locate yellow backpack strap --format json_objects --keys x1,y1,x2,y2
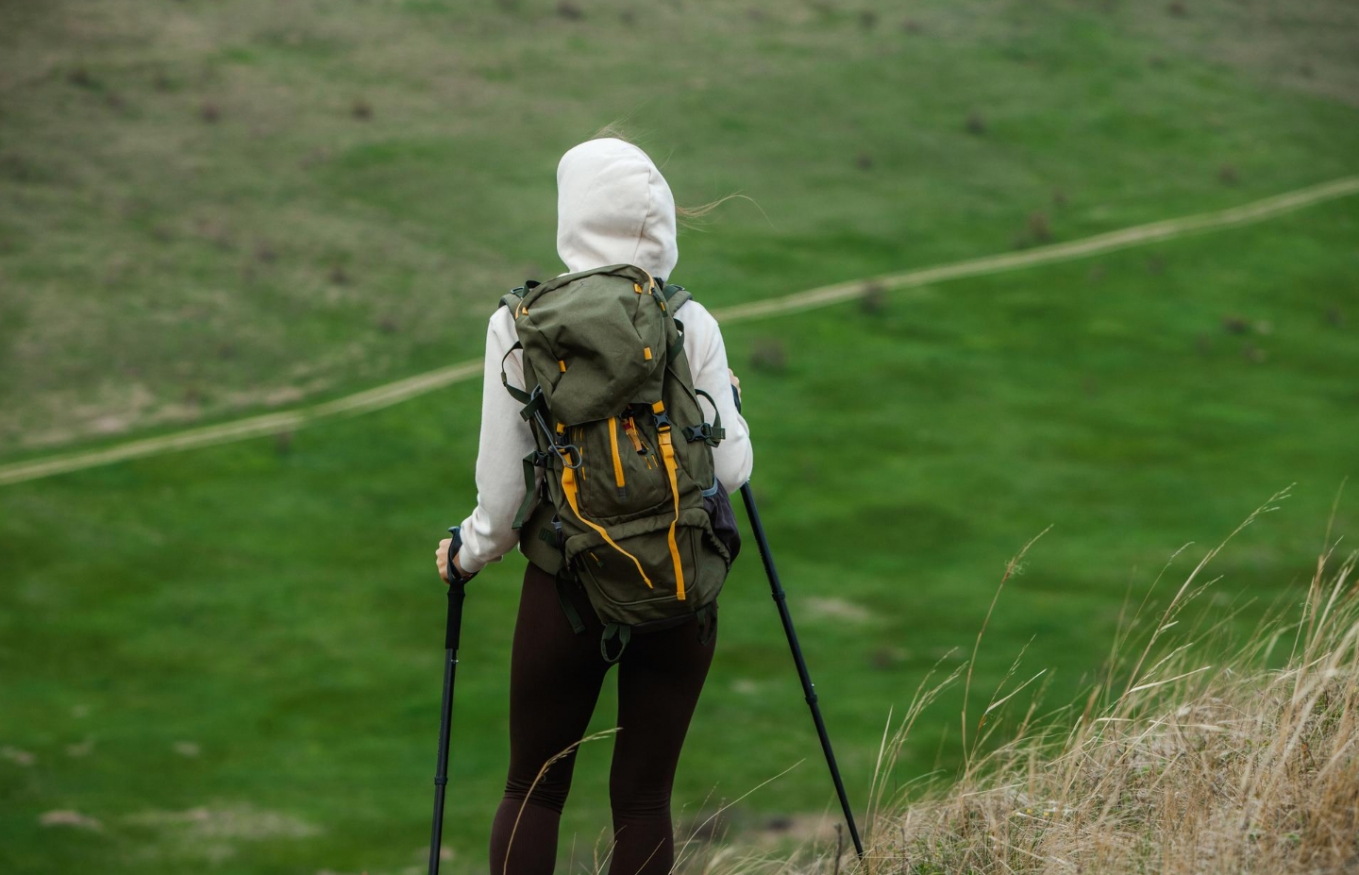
[{"x1": 652, "y1": 401, "x2": 687, "y2": 601}]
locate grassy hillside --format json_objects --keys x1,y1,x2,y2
[
  {"x1": 1, "y1": 0, "x2": 1357, "y2": 453},
  {"x1": 1, "y1": 1, "x2": 1358, "y2": 873},
  {"x1": 3, "y1": 198, "x2": 1357, "y2": 872}
]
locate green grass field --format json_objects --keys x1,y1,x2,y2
[{"x1": 2, "y1": 1, "x2": 1358, "y2": 872}]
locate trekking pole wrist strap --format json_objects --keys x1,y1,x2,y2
[{"x1": 444, "y1": 526, "x2": 476, "y2": 586}]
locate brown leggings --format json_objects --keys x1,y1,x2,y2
[{"x1": 488, "y1": 563, "x2": 717, "y2": 875}]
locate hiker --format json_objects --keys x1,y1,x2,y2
[{"x1": 436, "y1": 136, "x2": 753, "y2": 875}]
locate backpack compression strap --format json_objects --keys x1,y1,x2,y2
[{"x1": 651, "y1": 400, "x2": 688, "y2": 602}]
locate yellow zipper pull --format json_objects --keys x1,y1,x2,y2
[{"x1": 623, "y1": 417, "x2": 645, "y2": 454}]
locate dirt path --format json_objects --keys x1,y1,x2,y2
[{"x1": 2, "y1": 176, "x2": 1356, "y2": 488}]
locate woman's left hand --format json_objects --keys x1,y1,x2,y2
[{"x1": 435, "y1": 538, "x2": 466, "y2": 584}]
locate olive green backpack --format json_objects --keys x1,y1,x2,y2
[{"x1": 499, "y1": 264, "x2": 740, "y2": 660}]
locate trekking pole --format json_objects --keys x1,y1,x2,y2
[
  {"x1": 428, "y1": 529, "x2": 469, "y2": 875},
  {"x1": 731, "y1": 387, "x2": 865, "y2": 859}
]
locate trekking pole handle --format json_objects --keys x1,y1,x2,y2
[{"x1": 444, "y1": 527, "x2": 471, "y2": 651}]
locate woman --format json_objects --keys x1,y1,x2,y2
[{"x1": 436, "y1": 136, "x2": 753, "y2": 874}]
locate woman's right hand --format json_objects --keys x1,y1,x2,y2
[{"x1": 436, "y1": 538, "x2": 467, "y2": 584}]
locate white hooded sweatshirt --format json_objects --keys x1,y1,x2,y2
[{"x1": 456, "y1": 138, "x2": 754, "y2": 574}]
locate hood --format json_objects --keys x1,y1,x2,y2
[{"x1": 556, "y1": 138, "x2": 678, "y2": 281}]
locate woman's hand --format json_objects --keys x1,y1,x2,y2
[
  {"x1": 729, "y1": 368, "x2": 741, "y2": 393},
  {"x1": 436, "y1": 538, "x2": 467, "y2": 584}
]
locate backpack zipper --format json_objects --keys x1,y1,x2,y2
[{"x1": 608, "y1": 416, "x2": 627, "y2": 494}]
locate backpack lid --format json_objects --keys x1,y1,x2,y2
[{"x1": 513, "y1": 264, "x2": 667, "y2": 425}]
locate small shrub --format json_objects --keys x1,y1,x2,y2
[
  {"x1": 751, "y1": 338, "x2": 787, "y2": 373},
  {"x1": 965, "y1": 111, "x2": 987, "y2": 135},
  {"x1": 1325, "y1": 306, "x2": 1343, "y2": 327},
  {"x1": 1243, "y1": 343, "x2": 1267, "y2": 363},
  {"x1": 1218, "y1": 163, "x2": 1240, "y2": 186},
  {"x1": 860, "y1": 281, "x2": 887, "y2": 314},
  {"x1": 619, "y1": 8, "x2": 637, "y2": 25},
  {"x1": 1222, "y1": 315, "x2": 1248, "y2": 334},
  {"x1": 378, "y1": 315, "x2": 399, "y2": 334},
  {"x1": 195, "y1": 218, "x2": 233, "y2": 250},
  {"x1": 902, "y1": 18, "x2": 923, "y2": 34},
  {"x1": 1052, "y1": 188, "x2": 1068, "y2": 207},
  {"x1": 351, "y1": 98, "x2": 373, "y2": 120},
  {"x1": 255, "y1": 241, "x2": 277, "y2": 263},
  {"x1": 556, "y1": 0, "x2": 583, "y2": 20},
  {"x1": 856, "y1": 151, "x2": 874, "y2": 171},
  {"x1": 871, "y1": 646, "x2": 907, "y2": 670},
  {"x1": 1027, "y1": 211, "x2": 1052, "y2": 243},
  {"x1": 275, "y1": 431, "x2": 294, "y2": 455},
  {"x1": 1147, "y1": 255, "x2": 1164, "y2": 274},
  {"x1": 1167, "y1": 0, "x2": 1187, "y2": 16},
  {"x1": 66, "y1": 67, "x2": 95, "y2": 89},
  {"x1": 0, "y1": 153, "x2": 32, "y2": 181},
  {"x1": 299, "y1": 147, "x2": 331, "y2": 170},
  {"x1": 329, "y1": 265, "x2": 351, "y2": 285},
  {"x1": 200, "y1": 101, "x2": 221, "y2": 123},
  {"x1": 859, "y1": 9, "x2": 878, "y2": 29}
]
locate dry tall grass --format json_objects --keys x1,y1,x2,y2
[{"x1": 687, "y1": 492, "x2": 1359, "y2": 874}]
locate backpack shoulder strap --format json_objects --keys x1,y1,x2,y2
[{"x1": 662, "y1": 283, "x2": 692, "y2": 311}]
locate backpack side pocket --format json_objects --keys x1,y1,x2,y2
[{"x1": 702, "y1": 479, "x2": 741, "y2": 567}]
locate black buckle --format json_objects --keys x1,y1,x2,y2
[
  {"x1": 538, "y1": 516, "x2": 565, "y2": 548},
  {"x1": 683, "y1": 423, "x2": 712, "y2": 443}
]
